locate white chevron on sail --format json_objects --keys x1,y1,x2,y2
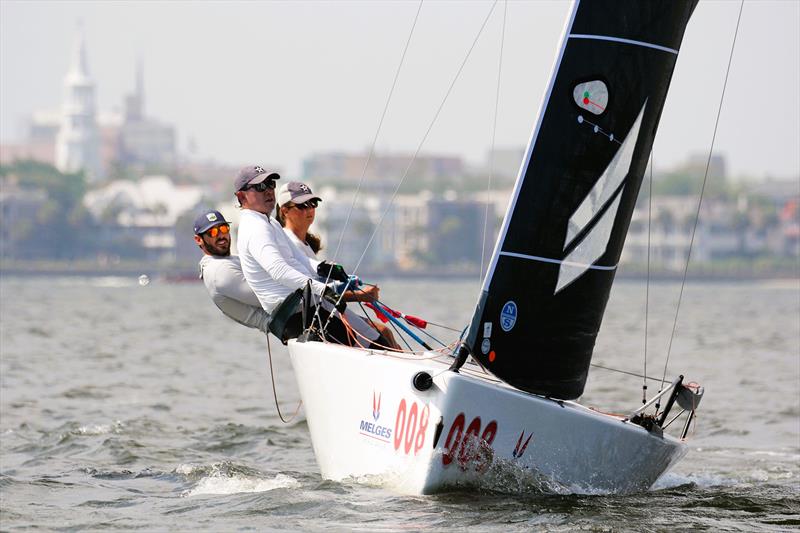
[
  {"x1": 564, "y1": 102, "x2": 647, "y2": 249},
  {"x1": 556, "y1": 103, "x2": 648, "y2": 293}
]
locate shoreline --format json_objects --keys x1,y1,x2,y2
[{"x1": 1, "y1": 260, "x2": 797, "y2": 283}]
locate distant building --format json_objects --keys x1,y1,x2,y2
[
  {"x1": 83, "y1": 176, "x2": 206, "y2": 260},
  {"x1": 3, "y1": 31, "x2": 176, "y2": 181},
  {"x1": 311, "y1": 186, "x2": 385, "y2": 269},
  {"x1": 680, "y1": 153, "x2": 727, "y2": 182},
  {"x1": 55, "y1": 30, "x2": 102, "y2": 181},
  {"x1": 483, "y1": 147, "x2": 526, "y2": 183},
  {"x1": 116, "y1": 61, "x2": 176, "y2": 170},
  {"x1": 623, "y1": 185, "x2": 800, "y2": 270},
  {"x1": 302, "y1": 151, "x2": 465, "y2": 188},
  {"x1": 308, "y1": 187, "x2": 497, "y2": 273}
]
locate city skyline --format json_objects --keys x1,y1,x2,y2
[{"x1": 1, "y1": 0, "x2": 799, "y2": 182}]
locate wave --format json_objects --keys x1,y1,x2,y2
[
  {"x1": 184, "y1": 472, "x2": 299, "y2": 497},
  {"x1": 73, "y1": 421, "x2": 125, "y2": 436},
  {"x1": 176, "y1": 461, "x2": 299, "y2": 497},
  {"x1": 652, "y1": 471, "x2": 735, "y2": 490}
]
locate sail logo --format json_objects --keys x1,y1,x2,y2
[
  {"x1": 512, "y1": 430, "x2": 533, "y2": 459},
  {"x1": 556, "y1": 102, "x2": 648, "y2": 293},
  {"x1": 500, "y1": 301, "x2": 517, "y2": 332},
  {"x1": 480, "y1": 338, "x2": 491, "y2": 355},
  {"x1": 359, "y1": 390, "x2": 392, "y2": 443}
]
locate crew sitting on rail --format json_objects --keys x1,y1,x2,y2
[
  {"x1": 193, "y1": 209, "x2": 271, "y2": 333},
  {"x1": 233, "y1": 165, "x2": 389, "y2": 348},
  {"x1": 275, "y1": 180, "x2": 399, "y2": 350}
]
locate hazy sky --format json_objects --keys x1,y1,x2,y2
[{"x1": 1, "y1": 0, "x2": 798, "y2": 180}]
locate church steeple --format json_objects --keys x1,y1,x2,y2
[
  {"x1": 55, "y1": 23, "x2": 101, "y2": 181},
  {"x1": 68, "y1": 24, "x2": 90, "y2": 80},
  {"x1": 125, "y1": 58, "x2": 145, "y2": 122}
]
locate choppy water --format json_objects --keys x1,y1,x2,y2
[{"x1": 1, "y1": 276, "x2": 798, "y2": 531}]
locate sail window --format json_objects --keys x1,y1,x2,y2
[{"x1": 572, "y1": 80, "x2": 608, "y2": 115}]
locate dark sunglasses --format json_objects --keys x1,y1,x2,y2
[
  {"x1": 244, "y1": 180, "x2": 276, "y2": 192},
  {"x1": 204, "y1": 224, "x2": 230, "y2": 238},
  {"x1": 290, "y1": 199, "x2": 319, "y2": 210}
]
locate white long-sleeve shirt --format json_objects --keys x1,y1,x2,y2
[
  {"x1": 284, "y1": 228, "x2": 317, "y2": 260},
  {"x1": 198, "y1": 254, "x2": 271, "y2": 333},
  {"x1": 237, "y1": 209, "x2": 328, "y2": 313}
]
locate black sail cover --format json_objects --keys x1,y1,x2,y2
[{"x1": 467, "y1": 0, "x2": 698, "y2": 400}]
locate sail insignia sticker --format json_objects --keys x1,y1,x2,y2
[
  {"x1": 573, "y1": 80, "x2": 608, "y2": 115},
  {"x1": 500, "y1": 301, "x2": 518, "y2": 332},
  {"x1": 481, "y1": 338, "x2": 491, "y2": 355}
]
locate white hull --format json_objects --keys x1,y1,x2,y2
[{"x1": 288, "y1": 340, "x2": 688, "y2": 495}]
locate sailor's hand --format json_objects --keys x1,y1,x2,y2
[{"x1": 357, "y1": 284, "x2": 380, "y2": 302}]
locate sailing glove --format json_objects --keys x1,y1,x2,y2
[
  {"x1": 317, "y1": 260, "x2": 349, "y2": 283},
  {"x1": 333, "y1": 275, "x2": 363, "y2": 295}
]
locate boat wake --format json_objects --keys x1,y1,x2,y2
[
  {"x1": 651, "y1": 471, "x2": 735, "y2": 490},
  {"x1": 177, "y1": 462, "x2": 299, "y2": 497}
]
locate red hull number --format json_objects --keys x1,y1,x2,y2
[
  {"x1": 393, "y1": 399, "x2": 430, "y2": 455},
  {"x1": 442, "y1": 413, "x2": 498, "y2": 471}
]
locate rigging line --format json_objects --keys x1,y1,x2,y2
[
  {"x1": 643, "y1": 150, "x2": 654, "y2": 404},
  {"x1": 265, "y1": 334, "x2": 302, "y2": 424},
  {"x1": 590, "y1": 363, "x2": 664, "y2": 383},
  {"x1": 413, "y1": 323, "x2": 448, "y2": 347},
  {"x1": 389, "y1": 318, "x2": 414, "y2": 351},
  {"x1": 480, "y1": 0, "x2": 507, "y2": 286},
  {"x1": 660, "y1": 0, "x2": 745, "y2": 390},
  {"x1": 350, "y1": 0, "x2": 500, "y2": 275},
  {"x1": 329, "y1": 0, "x2": 424, "y2": 268},
  {"x1": 423, "y1": 320, "x2": 462, "y2": 332},
  {"x1": 314, "y1": 1, "x2": 424, "y2": 333}
]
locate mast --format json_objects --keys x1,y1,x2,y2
[{"x1": 463, "y1": 0, "x2": 698, "y2": 400}]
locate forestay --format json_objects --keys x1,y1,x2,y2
[{"x1": 466, "y1": 0, "x2": 698, "y2": 400}]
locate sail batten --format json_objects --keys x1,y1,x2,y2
[
  {"x1": 466, "y1": 0, "x2": 698, "y2": 400},
  {"x1": 568, "y1": 34, "x2": 679, "y2": 55}
]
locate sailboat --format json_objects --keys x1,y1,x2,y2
[{"x1": 287, "y1": 0, "x2": 704, "y2": 494}]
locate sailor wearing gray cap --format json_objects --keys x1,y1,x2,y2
[
  {"x1": 234, "y1": 166, "x2": 380, "y2": 346},
  {"x1": 234, "y1": 165, "x2": 327, "y2": 311},
  {"x1": 234, "y1": 165, "x2": 280, "y2": 192},
  {"x1": 193, "y1": 209, "x2": 271, "y2": 333}
]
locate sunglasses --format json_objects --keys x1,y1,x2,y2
[
  {"x1": 290, "y1": 199, "x2": 319, "y2": 210},
  {"x1": 204, "y1": 224, "x2": 230, "y2": 238},
  {"x1": 244, "y1": 180, "x2": 276, "y2": 192}
]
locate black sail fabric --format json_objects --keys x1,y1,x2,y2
[{"x1": 467, "y1": 0, "x2": 698, "y2": 400}]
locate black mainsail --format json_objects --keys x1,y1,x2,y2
[{"x1": 466, "y1": 0, "x2": 698, "y2": 400}]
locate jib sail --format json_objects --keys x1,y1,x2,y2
[{"x1": 466, "y1": 0, "x2": 698, "y2": 400}]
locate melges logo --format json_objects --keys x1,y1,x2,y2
[{"x1": 359, "y1": 391, "x2": 392, "y2": 443}]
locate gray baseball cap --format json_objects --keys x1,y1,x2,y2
[
  {"x1": 277, "y1": 181, "x2": 322, "y2": 206},
  {"x1": 234, "y1": 165, "x2": 280, "y2": 192}
]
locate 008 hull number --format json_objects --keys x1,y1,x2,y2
[
  {"x1": 442, "y1": 413, "x2": 498, "y2": 472},
  {"x1": 393, "y1": 399, "x2": 430, "y2": 455}
]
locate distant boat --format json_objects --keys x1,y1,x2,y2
[{"x1": 287, "y1": 0, "x2": 704, "y2": 494}]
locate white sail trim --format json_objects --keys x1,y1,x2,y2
[
  {"x1": 556, "y1": 193, "x2": 623, "y2": 293},
  {"x1": 479, "y1": 0, "x2": 581, "y2": 294},
  {"x1": 499, "y1": 251, "x2": 617, "y2": 271},
  {"x1": 565, "y1": 102, "x2": 646, "y2": 249},
  {"x1": 569, "y1": 34, "x2": 679, "y2": 55}
]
